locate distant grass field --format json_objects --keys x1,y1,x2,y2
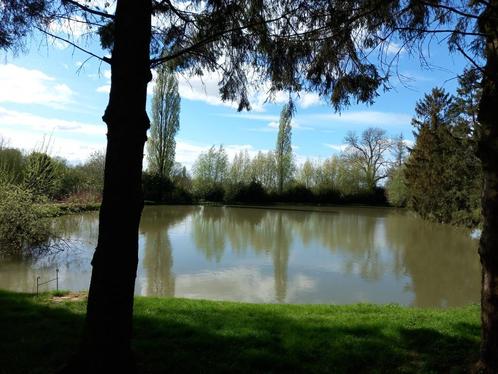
[{"x1": 0, "y1": 290, "x2": 480, "y2": 373}]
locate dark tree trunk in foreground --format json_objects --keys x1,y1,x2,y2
[
  {"x1": 477, "y1": 1, "x2": 498, "y2": 372},
  {"x1": 65, "y1": 0, "x2": 152, "y2": 372}
]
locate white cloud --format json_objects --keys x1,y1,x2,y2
[
  {"x1": 384, "y1": 41, "x2": 405, "y2": 55},
  {"x1": 225, "y1": 113, "x2": 279, "y2": 122},
  {"x1": 0, "y1": 127, "x2": 105, "y2": 164},
  {"x1": 298, "y1": 92, "x2": 322, "y2": 108},
  {"x1": 174, "y1": 69, "x2": 322, "y2": 111},
  {"x1": 0, "y1": 64, "x2": 74, "y2": 107},
  {"x1": 0, "y1": 107, "x2": 105, "y2": 136},
  {"x1": 177, "y1": 71, "x2": 239, "y2": 109},
  {"x1": 324, "y1": 143, "x2": 347, "y2": 153},
  {"x1": 96, "y1": 85, "x2": 110, "y2": 93},
  {"x1": 309, "y1": 111, "x2": 411, "y2": 127},
  {"x1": 0, "y1": 106, "x2": 107, "y2": 163}
]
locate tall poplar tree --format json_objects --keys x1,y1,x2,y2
[
  {"x1": 275, "y1": 102, "x2": 294, "y2": 194},
  {"x1": 147, "y1": 64, "x2": 180, "y2": 181}
]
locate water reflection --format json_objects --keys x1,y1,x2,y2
[
  {"x1": 140, "y1": 206, "x2": 196, "y2": 297},
  {"x1": 0, "y1": 205, "x2": 480, "y2": 307}
]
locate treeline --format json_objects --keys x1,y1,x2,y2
[
  {"x1": 145, "y1": 98, "x2": 397, "y2": 206},
  {"x1": 0, "y1": 141, "x2": 105, "y2": 203},
  {"x1": 184, "y1": 144, "x2": 390, "y2": 205},
  {"x1": 385, "y1": 68, "x2": 482, "y2": 227}
]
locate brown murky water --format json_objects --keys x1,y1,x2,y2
[{"x1": 0, "y1": 205, "x2": 480, "y2": 307}]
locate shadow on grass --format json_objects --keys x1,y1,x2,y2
[{"x1": 0, "y1": 290, "x2": 480, "y2": 374}]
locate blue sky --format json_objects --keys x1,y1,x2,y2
[{"x1": 0, "y1": 29, "x2": 470, "y2": 169}]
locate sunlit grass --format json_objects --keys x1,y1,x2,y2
[{"x1": 0, "y1": 290, "x2": 480, "y2": 373}]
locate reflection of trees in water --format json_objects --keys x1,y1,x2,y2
[
  {"x1": 272, "y1": 213, "x2": 290, "y2": 303},
  {"x1": 384, "y1": 213, "x2": 480, "y2": 307},
  {"x1": 0, "y1": 258, "x2": 39, "y2": 292},
  {"x1": 290, "y1": 210, "x2": 387, "y2": 281},
  {"x1": 191, "y1": 207, "x2": 227, "y2": 262},
  {"x1": 0, "y1": 212, "x2": 100, "y2": 293},
  {"x1": 51, "y1": 212, "x2": 99, "y2": 244},
  {"x1": 190, "y1": 206, "x2": 479, "y2": 307},
  {"x1": 140, "y1": 206, "x2": 197, "y2": 297},
  {"x1": 191, "y1": 207, "x2": 292, "y2": 302}
]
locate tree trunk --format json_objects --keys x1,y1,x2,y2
[
  {"x1": 476, "y1": 2, "x2": 498, "y2": 372},
  {"x1": 62, "y1": 1, "x2": 152, "y2": 372}
]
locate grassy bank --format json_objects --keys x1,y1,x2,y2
[
  {"x1": 39, "y1": 202, "x2": 101, "y2": 218},
  {"x1": 0, "y1": 290, "x2": 480, "y2": 373}
]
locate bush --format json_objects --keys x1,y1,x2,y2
[
  {"x1": 22, "y1": 152, "x2": 64, "y2": 199},
  {"x1": 0, "y1": 184, "x2": 53, "y2": 255},
  {"x1": 279, "y1": 185, "x2": 315, "y2": 203},
  {"x1": 143, "y1": 173, "x2": 174, "y2": 202},
  {"x1": 225, "y1": 181, "x2": 269, "y2": 204},
  {"x1": 143, "y1": 173, "x2": 194, "y2": 203}
]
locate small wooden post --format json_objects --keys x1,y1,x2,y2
[{"x1": 36, "y1": 276, "x2": 40, "y2": 295}]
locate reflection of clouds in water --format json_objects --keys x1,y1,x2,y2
[{"x1": 174, "y1": 267, "x2": 315, "y2": 303}]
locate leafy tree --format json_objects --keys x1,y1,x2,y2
[
  {"x1": 4, "y1": 0, "x2": 498, "y2": 370},
  {"x1": 192, "y1": 145, "x2": 228, "y2": 200},
  {"x1": 275, "y1": 102, "x2": 295, "y2": 194},
  {"x1": 251, "y1": 151, "x2": 277, "y2": 191},
  {"x1": 228, "y1": 150, "x2": 252, "y2": 186},
  {"x1": 385, "y1": 166, "x2": 408, "y2": 207},
  {"x1": 297, "y1": 159, "x2": 317, "y2": 189},
  {"x1": 78, "y1": 150, "x2": 105, "y2": 195},
  {"x1": 147, "y1": 64, "x2": 180, "y2": 180},
  {"x1": 344, "y1": 128, "x2": 392, "y2": 190}
]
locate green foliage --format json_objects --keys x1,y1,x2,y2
[
  {"x1": 404, "y1": 87, "x2": 482, "y2": 226},
  {"x1": 275, "y1": 102, "x2": 295, "y2": 193},
  {"x1": 0, "y1": 184, "x2": 52, "y2": 255},
  {"x1": 192, "y1": 145, "x2": 228, "y2": 200},
  {"x1": 142, "y1": 172, "x2": 193, "y2": 204},
  {"x1": 225, "y1": 181, "x2": 269, "y2": 204},
  {"x1": 251, "y1": 151, "x2": 277, "y2": 191},
  {"x1": 386, "y1": 166, "x2": 409, "y2": 207},
  {"x1": 76, "y1": 150, "x2": 105, "y2": 196},
  {"x1": 22, "y1": 152, "x2": 63, "y2": 199},
  {"x1": 0, "y1": 147, "x2": 24, "y2": 185},
  {"x1": 147, "y1": 64, "x2": 180, "y2": 179},
  {"x1": 228, "y1": 150, "x2": 253, "y2": 186}
]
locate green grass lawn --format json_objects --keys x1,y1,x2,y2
[{"x1": 0, "y1": 290, "x2": 480, "y2": 373}]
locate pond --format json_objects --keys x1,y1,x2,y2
[{"x1": 0, "y1": 205, "x2": 480, "y2": 307}]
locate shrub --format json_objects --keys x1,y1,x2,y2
[
  {"x1": 225, "y1": 181, "x2": 269, "y2": 204},
  {"x1": 0, "y1": 184, "x2": 53, "y2": 255}
]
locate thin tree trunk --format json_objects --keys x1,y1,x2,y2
[
  {"x1": 476, "y1": 2, "x2": 498, "y2": 371},
  {"x1": 62, "y1": 0, "x2": 152, "y2": 372}
]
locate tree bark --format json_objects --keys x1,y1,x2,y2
[
  {"x1": 476, "y1": 2, "x2": 498, "y2": 372},
  {"x1": 62, "y1": 1, "x2": 152, "y2": 372}
]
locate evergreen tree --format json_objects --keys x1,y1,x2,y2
[
  {"x1": 275, "y1": 102, "x2": 295, "y2": 194},
  {"x1": 405, "y1": 87, "x2": 481, "y2": 225}
]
